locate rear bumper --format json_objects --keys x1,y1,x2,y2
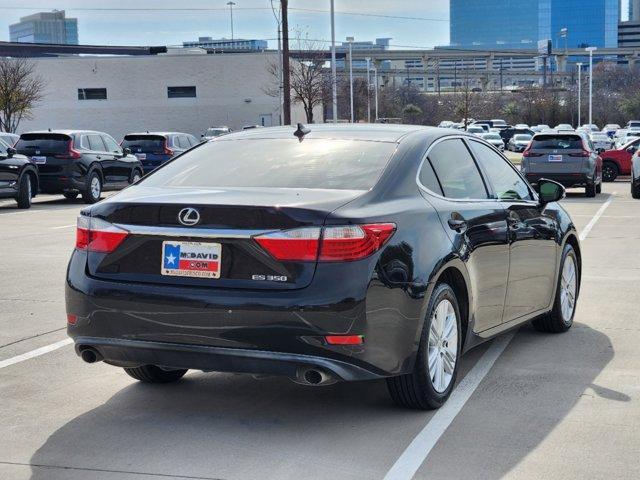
[
  {"x1": 73, "y1": 336, "x2": 380, "y2": 381},
  {"x1": 66, "y1": 250, "x2": 424, "y2": 380},
  {"x1": 525, "y1": 172, "x2": 593, "y2": 188},
  {"x1": 39, "y1": 174, "x2": 85, "y2": 193}
]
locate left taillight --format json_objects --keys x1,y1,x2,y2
[
  {"x1": 76, "y1": 215, "x2": 129, "y2": 253},
  {"x1": 254, "y1": 223, "x2": 396, "y2": 263}
]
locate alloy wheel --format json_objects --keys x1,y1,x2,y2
[
  {"x1": 427, "y1": 299, "x2": 458, "y2": 393},
  {"x1": 90, "y1": 176, "x2": 101, "y2": 199},
  {"x1": 560, "y1": 255, "x2": 577, "y2": 323}
]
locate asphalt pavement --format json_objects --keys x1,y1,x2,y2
[{"x1": 0, "y1": 182, "x2": 638, "y2": 480}]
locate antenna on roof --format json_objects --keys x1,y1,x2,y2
[{"x1": 294, "y1": 123, "x2": 310, "y2": 142}]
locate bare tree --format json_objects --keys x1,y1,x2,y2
[
  {"x1": 0, "y1": 58, "x2": 44, "y2": 133},
  {"x1": 266, "y1": 32, "x2": 327, "y2": 123}
]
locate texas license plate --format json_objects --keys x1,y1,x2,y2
[
  {"x1": 548, "y1": 155, "x2": 562, "y2": 162},
  {"x1": 161, "y1": 241, "x2": 221, "y2": 278},
  {"x1": 31, "y1": 156, "x2": 46, "y2": 164}
]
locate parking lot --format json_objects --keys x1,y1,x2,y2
[{"x1": 0, "y1": 182, "x2": 639, "y2": 480}]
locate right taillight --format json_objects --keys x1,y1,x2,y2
[
  {"x1": 76, "y1": 216, "x2": 129, "y2": 253},
  {"x1": 55, "y1": 139, "x2": 81, "y2": 159},
  {"x1": 163, "y1": 140, "x2": 174, "y2": 156},
  {"x1": 254, "y1": 223, "x2": 396, "y2": 263}
]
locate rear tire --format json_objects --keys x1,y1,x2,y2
[
  {"x1": 81, "y1": 171, "x2": 102, "y2": 204},
  {"x1": 16, "y1": 173, "x2": 32, "y2": 209},
  {"x1": 532, "y1": 244, "x2": 578, "y2": 333},
  {"x1": 602, "y1": 161, "x2": 618, "y2": 182},
  {"x1": 387, "y1": 283, "x2": 462, "y2": 409},
  {"x1": 596, "y1": 181, "x2": 602, "y2": 194},
  {"x1": 124, "y1": 365, "x2": 187, "y2": 383},
  {"x1": 632, "y1": 181, "x2": 640, "y2": 199},
  {"x1": 63, "y1": 192, "x2": 78, "y2": 200},
  {"x1": 585, "y1": 182, "x2": 596, "y2": 197}
]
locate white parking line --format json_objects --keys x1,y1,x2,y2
[
  {"x1": 0, "y1": 338, "x2": 73, "y2": 370},
  {"x1": 51, "y1": 224, "x2": 76, "y2": 230},
  {"x1": 383, "y1": 193, "x2": 615, "y2": 480}
]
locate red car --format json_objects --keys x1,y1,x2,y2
[{"x1": 600, "y1": 138, "x2": 640, "y2": 181}]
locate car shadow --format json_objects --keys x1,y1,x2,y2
[{"x1": 28, "y1": 323, "x2": 615, "y2": 480}]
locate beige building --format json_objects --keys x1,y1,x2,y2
[{"x1": 19, "y1": 50, "x2": 317, "y2": 140}]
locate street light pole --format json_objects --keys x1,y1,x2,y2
[
  {"x1": 365, "y1": 57, "x2": 371, "y2": 122},
  {"x1": 576, "y1": 62, "x2": 582, "y2": 127},
  {"x1": 346, "y1": 36, "x2": 354, "y2": 123},
  {"x1": 330, "y1": 0, "x2": 338, "y2": 123},
  {"x1": 227, "y1": 2, "x2": 236, "y2": 41},
  {"x1": 373, "y1": 65, "x2": 379, "y2": 122},
  {"x1": 585, "y1": 46, "x2": 597, "y2": 127}
]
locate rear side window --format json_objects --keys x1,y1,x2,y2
[
  {"x1": 177, "y1": 136, "x2": 191, "y2": 149},
  {"x1": 418, "y1": 157, "x2": 443, "y2": 195},
  {"x1": 469, "y1": 141, "x2": 531, "y2": 201},
  {"x1": 0, "y1": 139, "x2": 7, "y2": 155},
  {"x1": 427, "y1": 139, "x2": 488, "y2": 199},
  {"x1": 102, "y1": 135, "x2": 121, "y2": 153},
  {"x1": 122, "y1": 135, "x2": 166, "y2": 152},
  {"x1": 141, "y1": 138, "x2": 397, "y2": 191},
  {"x1": 16, "y1": 134, "x2": 70, "y2": 154},
  {"x1": 87, "y1": 134, "x2": 106, "y2": 152},
  {"x1": 531, "y1": 135, "x2": 583, "y2": 150}
]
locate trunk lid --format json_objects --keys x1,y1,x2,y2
[
  {"x1": 86, "y1": 186, "x2": 364, "y2": 290},
  {"x1": 15, "y1": 133, "x2": 73, "y2": 174},
  {"x1": 527, "y1": 134, "x2": 586, "y2": 174}
]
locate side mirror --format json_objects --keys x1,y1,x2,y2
[
  {"x1": 122, "y1": 147, "x2": 132, "y2": 156},
  {"x1": 6, "y1": 146, "x2": 16, "y2": 158},
  {"x1": 537, "y1": 179, "x2": 565, "y2": 205}
]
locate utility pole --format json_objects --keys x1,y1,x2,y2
[
  {"x1": 281, "y1": 0, "x2": 291, "y2": 125},
  {"x1": 227, "y1": 2, "x2": 236, "y2": 41},
  {"x1": 347, "y1": 36, "x2": 354, "y2": 122},
  {"x1": 373, "y1": 65, "x2": 379, "y2": 122},
  {"x1": 365, "y1": 57, "x2": 371, "y2": 122},
  {"x1": 576, "y1": 62, "x2": 582, "y2": 127},
  {"x1": 330, "y1": 0, "x2": 338, "y2": 123}
]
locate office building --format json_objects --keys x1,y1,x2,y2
[
  {"x1": 9, "y1": 10, "x2": 78, "y2": 45},
  {"x1": 619, "y1": 21, "x2": 640, "y2": 47},
  {"x1": 450, "y1": 0, "x2": 619, "y2": 50},
  {"x1": 631, "y1": 0, "x2": 640, "y2": 21},
  {"x1": 182, "y1": 37, "x2": 267, "y2": 51}
]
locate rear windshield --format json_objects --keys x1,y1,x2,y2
[
  {"x1": 122, "y1": 135, "x2": 166, "y2": 152},
  {"x1": 531, "y1": 135, "x2": 583, "y2": 150},
  {"x1": 513, "y1": 135, "x2": 532, "y2": 141},
  {"x1": 141, "y1": 138, "x2": 397, "y2": 190},
  {"x1": 16, "y1": 134, "x2": 70, "y2": 154}
]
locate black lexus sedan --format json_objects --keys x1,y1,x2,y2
[
  {"x1": 0, "y1": 138, "x2": 38, "y2": 209},
  {"x1": 15, "y1": 130, "x2": 143, "y2": 204},
  {"x1": 66, "y1": 125, "x2": 581, "y2": 409}
]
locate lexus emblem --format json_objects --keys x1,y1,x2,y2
[{"x1": 178, "y1": 207, "x2": 200, "y2": 226}]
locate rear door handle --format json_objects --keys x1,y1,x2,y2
[{"x1": 447, "y1": 217, "x2": 467, "y2": 233}]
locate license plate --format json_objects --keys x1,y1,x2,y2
[
  {"x1": 31, "y1": 156, "x2": 46, "y2": 164},
  {"x1": 135, "y1": 153, "x2": 147, "y2": 160},
  {"x1": 161, "y1": 241, "x2": 221, "y2": 279},
  {"x1": 548, "y1": 155, "x2": 562, "y2": 162}
]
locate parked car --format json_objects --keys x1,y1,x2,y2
[
  {"x1": 466, "y1": 125, "x2": 485, "y2": 136},
  {"x1": 514, "y1": 123, "x2": 529, "y2": 130},
  {"x1": 65, "y1": 125, "x2": 580, "y2": 410},
  {"x1": 0, "y1": 132, "x2": 19, "y2": 147},
  {"x1": 599, "y1": 137, "x2": 640, "y2": 182},
  {"x1": 121, "y1": 132, "x2": 199, "y2": 174},
  {"x1": 15, "y1": 130, "x2": 143, "y2": 204},
  {"x1": 438, "y1": 121, "x2": 454, "y2": 128},
  {"x1": 473, "y1": 119, "x2": 506, "y2": 130},
  {"x1": 589, "y1": 132, "x2": 614, "y2": 153},
  {"x1": 602, "y1": 124, "x2": 621, "y2": 137},
  {"x1": 500, "y1": 127, "x2": 535, "y2": 147},
  {"x1": 0, "y1": 138, "x2": 38, "y2": 209},
  {"x1": 201, "y1": 126, "x2": 232, "y2": 141},
  {"x1": 521, "y1": 132, "x2": 602, "y2": 197},
  {"x1": 626, "y1": 120, "x2": 640, "y2": 129},
  {"x1": 508, "y1": 134, "x2": 532, "y2": 152},
  {"x1": 581, "y1": 124, "x2": 600, "y2": 132},
  {"x1": 481, "y1": 132, "x2": 505, "y2": 151},
  {"x1": 632, "y1": 150, "x2": 640, "y2": 198},
  {"x1": 554, "y1": 124, "x2": 574, "y2": 130}
]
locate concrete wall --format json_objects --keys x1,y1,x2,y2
[{"x1": 19, "y1": 52, "x2": 317, "y2": 140}]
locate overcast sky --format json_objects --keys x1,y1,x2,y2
[{"x1": 0, "y1": 0, "x2": 453, "y2": 49}]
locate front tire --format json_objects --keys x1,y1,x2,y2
[
  {"x1": 124, "y1": 365, "x2": 188, "y2": 383},
  {"x1": 632, "y1": 181, "x2": 640, "y2": 199},
  {"x1": 387, "y1": 283, "x2": 462, "y2": 409},
  {"x1": 82, "y1": 171, "x2": 102, "y2": 204},
  {"x1": 585, "y1": 182, "x2": 596, "y2": 197},
  {"x1": 602, "y1": 161, "x2": 618, "y2": 182},
  {"x1": 16, "y1": 173, "x2": 33, "y2": 209},
  {"x1": 532, "y1": 244, "x2": 578, "y2": 333},
  {"x1": 130, "y1": 169, "x2": 142, "y2": 184}
]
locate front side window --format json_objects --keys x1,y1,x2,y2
[
  {"x1": 469, "y1": 140, "x2": 532, "y2": 201},
  {"x1": 427, "y1": 139, "x2": 488, "y2": 199},
  {"x1": 0, "y1": 139, "x2": 7, "y2": 155},
  {"x1": 87, "y1": 134, "x2": 106, "y2": 152}
]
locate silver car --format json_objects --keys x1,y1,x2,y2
[
  {"x1": 508, "y1": 134, "x2": 532, "y2": 152},
  {"x1": 481, "y1": 132, "x2": 505, "y2": 151},
  {"x1": 521, "y1": 132, "x2": 603, "y2": 197},
  {"x1": 589, "y1": 132, "x2": 613, "y2": 153}
]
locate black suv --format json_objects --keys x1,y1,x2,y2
[
  {"x1": 15, "y1": 130, "x2": 143, "y2": 204},
  {"x1": 0, "y1": 138, "x2": 38, "y2": 209},
  {"x1": 121, "y1": 132, "x2": 199, "y2": 174}
]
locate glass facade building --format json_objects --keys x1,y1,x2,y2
[
  {"x1": 9, "y1": 10, "x2": 78, "y2": 45},
  {"x1": 450, "y1": 0, "x2": 619, "y2": 50},
  {"x1": 182, "y1": 38, "x2": 268, "y2": 51}
]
